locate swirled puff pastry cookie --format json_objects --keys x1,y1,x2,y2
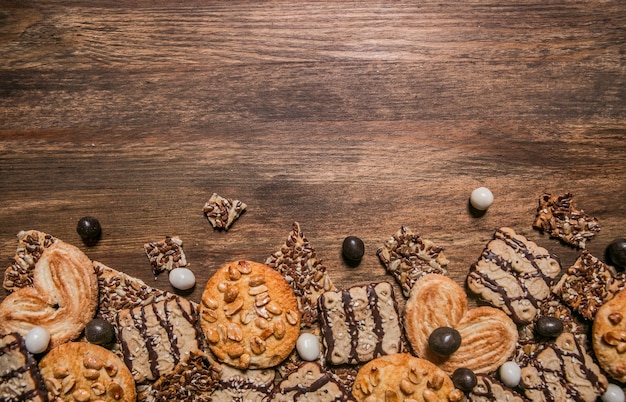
[{"x1": 0, "y1": 240, "x2": 98, "y2": 349}]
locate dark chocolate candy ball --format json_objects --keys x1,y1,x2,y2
[
  {"x1": 451, "y1": 367, "x2": 477, "y2": 392},
  {"x1": 85, "y1": 318, "x2": 115, "y2": 346},
  {"x1": 607, "y1": 238, "x2": 626, "y2": 270},
  {"x1": 428, "y1": 326, "x2": 461, "y2": 356},
  {"x1": 76, "y1": 216, "x2": 101, "y2": 242},
  {"x1": 342, "y1": 236, "x2": 365, "y2": 262},
  {"x1": 535, "y1": 316, "x2": 564, "y2": 338}
]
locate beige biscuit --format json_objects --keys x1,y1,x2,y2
[
  {"x1": 209, "y1": 364, "x2": 276, "y2": 401},
  {"x1": 116, "y1": 296, "x2": 203, "y2": 384},
  {"x1": 405, "y1": 274, "x2": 517, "y2": 375},
  {"x1": 270, "y1": 361, "x2": 355, "y2": 402},
  {"x1": 3, "y1": 230, "x2": 57, "y2": 292},
  {"x1": 466, "y1": 374, "x2": 526, "y2": 402},
  {"x1": 0, "y1": 332, "x2": 48, "y2": 402},
  {"x1": 521, "y1": 332, "x2": 607, "y2": 402},
  {"x1": 200, "y1": 260, "x2": 301, "y2": 369},
  {"x1": 554, "y1": 251, "x2": 625, "y2": 321},
  {"x1": 39, "y1": 341, "x2": 136, "y2": 402},
  {"x1": 202, "y1": 192, "x2": 246, "y2": 230},
  {"x1": 593, "y1": 287, "x2": 626, "y2": 382},
  {"x1": 467, "y1": 227, "x2": 561, "y2": 325},
  {"x1": 144, "y1": 236, "x2": 188, "y2": 277},
  {"x1": 265, "y1": 221, "x2": 335, "y2": 327},
  {"x1": 0, "y1": 240, "x2": 98, "y2": 349},
  {"x1": 376, "y1": 226, "x2": 449, "y2": 298},
  {"x1": 352, "y1": 353, "x2": 463, "y2": 402}
]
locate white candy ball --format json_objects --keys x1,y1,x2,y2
[
  {"x1": 25, "y1": 326, "x2": 50, "y2": 354},
  {"x1": 499, "y1": 361, "x2": 521, "y2": 388},
  {"x1": 470, "y1": 187, "x2": 494, "y2": 211},
  {"x1": 296, "y1": 333, "x2": 320, "y2": 361},
  {"x1": 602, "y1": 383, "x2": 625, "y2": 402},
  {"x1": 169, "y1": 267, "x2": 196, "y2": 290}
]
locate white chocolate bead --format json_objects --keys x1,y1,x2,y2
[
  {"x1": 25, "y1": 326, "x2": 50, "y2": 354},
  {"x1": 169, "y1": 267, "x2": 196, "y2": 290},
  {"x1": 602, "y1": 384, "x2": 625, "y2": 402},
  {"x1": 499, "y1": 361, "x2": 521, "y2": 388},
  {"x1": 470, "y1": 187, "x2": 494, "y2": 211},
  {"x1": 296, "y1": 333, "x2": 320, "y2": 361}
]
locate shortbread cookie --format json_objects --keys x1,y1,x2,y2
[
  {"x1": 143, "y1": 351, "x2": 222, "y2": 401},
  {"x1": 210, "y1": 364, "x2": 275, "y2": 401},
  {"x1": 0, "y1": 240, "x2": 98, "y2": 349},
  {"x1": 318, "y1": 282, "x2": 403, "y2": 365},
  {"x1": 466, "y1": 374, "x2": 526, "y2": 402},
  {"x1": 376, "y1": 226, "x2": 449, "y2": 297},
  {"x1": 144, "y1": 236, "x2": 188, "y2": 277},
  {"x1": 592, "y1": 287, "x2": 626, "y2": 382},
  {"x1": 265, "y1": 222, "x2": 335, "y2": 327},
  {"x1": 200, "y1": 260, "x2": 301, "y2": 369},
  {"x1": 0, "y1": 332, "x2": 48, "y2": 402},
  {"x1": 203, "y1": 192, "x2": 246, "y2": 230},
  {"x1": 520, "y1": 332, "x2": 607, "y2": 401},
  {"x1": 270, "y1": 361, "x2": 355, "y2": 401},
  {"x1": 352, "y1": 353, "x2": 463, "y2": 402},
  {"x1": 533, "y1": 192, "x2": 600, "y2": 249},
  {"x1": 3, "y1": 230, "x2": 57, "y2": 292},
  {"x1": 405, "y1": 274, "x2": 517, "y2": 375},
  {"x1": 467, "y1": 227, "x2": 561, "y2": 325},
  {"x1": 553, "y1": 251, "x2": 625, "y2": 320},
  {"x1": 116, "y1": 296, "x2": 204, "y2": 384},
  {"x1": 39, "y1": 341, "x2": 136, "y2": 402},
  {"x1": 95, "y1": 261, "x2": 177, "y2": 321}
]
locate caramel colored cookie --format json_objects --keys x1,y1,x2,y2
[
  {"x1": 467, "y1": 227, "x2": 561, "y2": 325},
  {"x1": 0, "y1": 332, "x2": 48, "y2": 402},
  {"x1": 39, "y1": 341, "x2": 136, "y2": 402},
  {"x1": 405, "y1": 274, "x2": 517, "y2": 375},
  {"x1": 0, "y1": 240, "x2": 98, "y2": 349},
  {"x1": 352, "y1": 353, "x2": 463, "y2": 402},
  {"x1": 270, "y1": 361, "x2": 355, "y2": 401},
  {"x1": 200, "y1": 260, "x2": 301, "y2": 369},
  {"x1": 593, "y1": 287, "x2": 626, "y2": 382}
]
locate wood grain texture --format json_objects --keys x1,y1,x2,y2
[{"x1": 0, "y1": 1, "x2": 625, "y2": 316}]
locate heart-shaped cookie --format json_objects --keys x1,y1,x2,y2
[
  {"x1": 404, "y1": 274, "x2": 517, "y2": 375},
  {"x1": 0, "y1": 240, "x2": 98, "y2": 349}
]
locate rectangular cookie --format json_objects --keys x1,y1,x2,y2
[
  {"x1": 0, "y1": 332, "x2": 48, "y2": 402},
  {"x1": 318, "y1": 282, "x2": 403, "y2": 365}
]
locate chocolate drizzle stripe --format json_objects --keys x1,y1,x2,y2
[
  {"x1": 155, "y1": 299, "x2": 179, "y2": 366},
  {"x1": 0, "y1": 338, "x2": 20, "y2": 356},
  {"x1": 366, "y1": 284, "x2": 385, "y2": 358},
  {"x1": 134, "y1": 306, "x2": 160, "y2": 380},
  {"x1": 318, "y1": 294, "x2": 337, "y2": 363},
  {"x1": 342, "y1": 289, "x2": 358, "y2": 363},
  {"x1": 116, "y1": 315, "x2": 134, "y2": 378},
  {"x1": 282, "y1": 374, "x2": 331, "y2": 397}
]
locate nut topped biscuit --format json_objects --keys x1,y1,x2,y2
[
  {"x1": 467, "y1": 227, "x2": 561, "y2": 325},
  {"x1": 318, "y1": 282, "x2": 403, "y2": 366},
  {"x1": 352, "y1": 353, "x2": 463, "y2": 402},
  {"x1": 466, "y1": 374, "x2": 527, "y2": 402},
  {"x1": 376, "y1": 226, "x2": 449, "y2": 298},
  {"x1": 3, "y1": 230, "x2": 57, "y2": 292},
  {"x1": 270, "y1": 361, "x2": 355, "y2": 401},
  {"x1": 38, "y1": 341, "x2": 136, "y2": 402},
  {"x1": 203, "y1": 192, "x2": 246, "y2": 230},
  {"x1": 209, "y1": 363, "x2": 276, "y2": 401},
  {"x1": 593, "y1": 287, "x2": 626, "y2": 383},
  {"x1": 200, "y1": 260, "x2": 301, "y2": 369},
  {"x1": 144, "y1": 236, "x2": 188, "y2": 277}
]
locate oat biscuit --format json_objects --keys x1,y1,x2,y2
[
  {"x1": 203, "y1": 192, "x2": 247, "y2": 230},
  {"x1": 144, "y1": 236, "x2": 188, "y2": 277},
  {"x1": 3, "y1": 230, "x2": 57, "y2": 292},
  {"x1": 270, "y1": 361, "x2": 355, "y2": 401},
  {"x1": 553, "y1": 251, "x2": 625, "y2": 321},
  {"x1": 265, "y1": 222, "x2": 335, "y2": 327},
  {"x1": 533, "y1": 192, "x2": 600, "y2": 249},
  {"x1": 116, "y1": 296, "x2": 204, "y2": 384},
  {"x1": 405, "y1": 274, "x2": 517, "y2": 375},
  {"x1": 520, "y1": 332, "x2": 607, "y2": 401},
  {"x1": 592, "y1": 288, "x2": 626, "y2": 382},
  {"x1": 39, "y1": 341, "x2": 136, "y2": 402},
  {"x1": 352, "y1": 353, "x2": 463, "y2": 402},
  {"x1": 467, "y1": 227, "x2": 561, "y2": 325},
  {"x1": 0, "y1": 240, "x2": 98, "y2": 349},
  {"x1": 318, "y1": 282, "x2": 403, "y2": 366},
  {"x1": 0, "y1": 332, "x2": 48, "y2": 402},
  {"x1": 209, "y1": 364, "x2": 275, "y2": 401},
  {"x1": 466, "y1": 374, "x2": 526, "y2": 402},
  {"x1": 376, "y1": 226, "x2": 449, "y2": 298},
  {"x1": 200, "y1": 260, "x2": 301, "y2": 369}
]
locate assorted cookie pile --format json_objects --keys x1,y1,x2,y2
[{"x1": 1, "y1": 191, "x2": 625, "y2": 402}]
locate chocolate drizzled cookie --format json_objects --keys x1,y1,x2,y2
[
  {"x1": 0, "y1": 332, "x2": 48, "y2": 402},
  {"x1": 270, "y1": 361, "x2": 355, "y2": 401}
]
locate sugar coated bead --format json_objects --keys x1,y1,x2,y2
[
  {"x1": 499, "y1": 361, "x2": 521, "y2": 388},
  {"x1": 296, "y1": 333, "x2": 320, "y2": 361},
  {"x1": 602, "y1": 384, "x2": 625, "y2": 402},
  {"x1": 169, "y1": 267, "x2": 196, "y2": 290},
  {"x1": 25, "y1": 326, "x2": 50, "y2": 354},
  {"x1": 470, "y1": 187, "x2": 494, "y2": 211}
]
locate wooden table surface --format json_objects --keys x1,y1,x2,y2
[{"x1": 1, "y1": 1, "x2": 625, "y2": 312}]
